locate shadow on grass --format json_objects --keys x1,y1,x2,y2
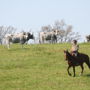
[{"x1": 86, "y1": 74, "x2": 90, "y2": 77}]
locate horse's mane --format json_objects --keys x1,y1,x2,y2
[
  {"x1": 65, "y1": 50, "x2": 77, "y2": 61},
  {"x1": 66, "y1": 50, "x2": 89, "y2": 62}
]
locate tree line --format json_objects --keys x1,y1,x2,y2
[
  {"x1": 0, "y1": 20, "x2": 90, "y2": 44},
  {"x1": 40, "y1": 20, "x2": 81, "y2": 43}
]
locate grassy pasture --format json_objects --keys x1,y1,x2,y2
[{"x1": 0, "y1": 43, "x2": 90, "y2": 90}]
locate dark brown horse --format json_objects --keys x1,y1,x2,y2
[{"x1": 64, "y1": 50, "x2": 90, "y2": 77}]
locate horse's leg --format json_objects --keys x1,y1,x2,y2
[
  {"x1": 80, "y1": 64, "x2": 84, "y2": 76},
  {"x1": 73, "y1": 66, "x2": 75, "y2": 77},
  {"x1": 43, "y1": 39, "x2": 44, "y2": 44},
  {"x1": 8, "y1": 44, "x2": 10, "y2": 49},
  {"x1": 67, "y1": 66, "x2": 72, "y2": 76},
  {"x1": 21, "y1": 44, "x2": 23, "y2": 48},
  {"x1": 7, "y1": 41, "x2": 10, "y2": 49}
]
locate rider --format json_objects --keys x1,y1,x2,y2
[{"x1": 70, "y1": 40, "x2": 79, "y2": 56}]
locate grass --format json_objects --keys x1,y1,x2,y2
[{"x1": 0, "y1": 43, "x2": 90, "y2": 90}]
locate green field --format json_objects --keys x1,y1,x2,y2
[{"x1": 0, "y1": 43, "x2": 90, "y2": 90}]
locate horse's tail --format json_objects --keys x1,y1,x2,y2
[{"x1": 85, "y1": 56, "x2": 90, "y2": 69}]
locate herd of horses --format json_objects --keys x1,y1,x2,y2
[
  {"x1": 3, "y1": 30, "x2": 58, "y2": 49},
  {"x1": 3, "y1": 32, "x2": 34, "y2": 49},
  {"x1": 2, "y1": 31, "x2": 90, "y2": 77}
]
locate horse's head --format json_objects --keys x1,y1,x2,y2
[
  {"x1": 26, "y1": 32, "x2": 35, "y2": 40},
  {"x1": 64, "y1": 50, "x2": 70, "y2": 60}
]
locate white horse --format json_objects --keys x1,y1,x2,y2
[
  {"x1": 4, "y1": 32, "x2": 34, "y2": 49},
  {"x1": 39, "y1": 30, "x2": 58, "y2": 44}
]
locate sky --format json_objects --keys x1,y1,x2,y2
[{"x1": 0, "y1": 0, "x2": 90, "y2": 41}]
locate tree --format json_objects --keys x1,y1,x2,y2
[
  {"x1": 53, "y1": 20, "x2": 80, "y2": 43},
  {"x1": 41, "y1": 25, "x2": 52, "y2": 32},
  {"x1": 0, "y1": 26, "x2": 16, "y2": 44},
  {"x1": 40, "y1": 20, "x2": 81, "y2": 43}
]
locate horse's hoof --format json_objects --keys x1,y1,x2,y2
[{"x1": 69, "y1": 73, "x2": 72, "y2": 76}]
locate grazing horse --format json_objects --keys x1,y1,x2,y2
[
  {"x1": 4, "y1": 32, "x2": 34, "y2": 49},
  {"x1": 39, "y1": 30, "x2": 58, "y2": 44},
  {"x1": 86, "y1": 35, "x2": 90, "y2": 42},
  {"x1": 64, "y1": 50, "x2": 90, "y2": 77}
]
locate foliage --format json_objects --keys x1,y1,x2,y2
[
  {"x1": 0, "y1": 26, "x2": 16, "y2": 44},
  {"x1": 40, "y1": 20, "x2": 81, "y2": 43}
]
